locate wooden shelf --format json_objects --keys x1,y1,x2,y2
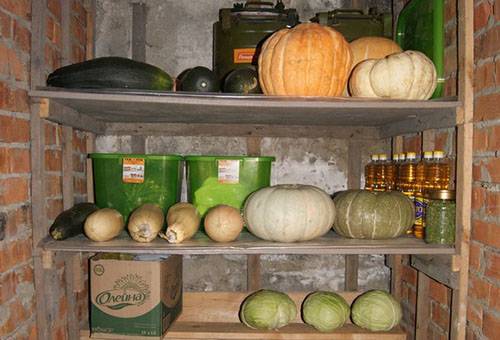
[
  {"x1": 40, "y1": 230, "x2": 455, "y2": 256},
  {"x1": 80, "y1": 292, "x2": 407, "y2": 340},
  {"x1": 29, "y1": 88, "x2": 459, "y2": 138}
]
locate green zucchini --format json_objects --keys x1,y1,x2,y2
[
  {"x1": 46, "y1": 57, "x2": 173, "y2": 91},
  {"x1": 49, "y1": 202, "x2": 99, "y2": 240}
]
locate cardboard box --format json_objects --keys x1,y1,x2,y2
[{"x1": 90, "y1": 254, "x2": 182, "y2": 339}]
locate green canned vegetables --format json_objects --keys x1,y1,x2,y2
[{"x1": 425, "y1": 190, "x2": 456, "y2": 245}]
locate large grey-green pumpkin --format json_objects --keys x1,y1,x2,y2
[{"x1": 333, "y1": 190, "x2": 414, "y2": 239}]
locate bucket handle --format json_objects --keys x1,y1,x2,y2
[{"x1": 244, "y1": 1, "x2": 275, "y2": 9}]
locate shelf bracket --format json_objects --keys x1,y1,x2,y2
[{"x1": 41, "y1": 250, "x2": 54, "y2": 270}]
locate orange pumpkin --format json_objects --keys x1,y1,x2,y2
[
  {"x1": 350, "y1": 37, "x2": 402, "y2": 69},
  {"x1": 258, "y1": 23, "x2": 352, "y2": 97}
]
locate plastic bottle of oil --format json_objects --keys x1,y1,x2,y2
[
  {"x1": 384, "y1": 154, "x2": 397, "y2": 191},
  {"x1": 414, "y1": 151, "x2": 433, "y2": 239},
  {"x1": 396, "y1": 153, "x2": 406, "y2": 191},
  {"x1": 374, "y1": 153, "x2": 388, "y2": 191},
  {"x1": 364, "y1": 154, "x2": 379, "y2": 191},
  {"x1": 392, "y1": 153, "x2": 400, "y2": 190},
  {"x1": 399, "y1": 152, "x2": 418, "y2": 196},
  {"x1": 433, "y1": 150, "x2": 451, "y2": 190}
]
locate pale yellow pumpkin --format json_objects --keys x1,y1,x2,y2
[
  {"x1": 243, "y1": 184, "x2": 336, "y2": 242},
  {"x1": 350, "y1": 37, "x2": 402, "y2": 69},
  {"x1": 258, "y1": 23, "x2": 352, "y2": 97},
  {"x1": 349, "y1": 50, "x2": 437, "y2": 100}
]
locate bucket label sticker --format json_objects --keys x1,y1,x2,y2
[
  {"x1": 123, "y1": 158, "x2": 145, "y2": 184},
  {"x1": 218, "y1": 160, "x2": 240, "y2": 184},
  {"x1": 233, "y1": 48, "x2": 256, "y2": 64}
]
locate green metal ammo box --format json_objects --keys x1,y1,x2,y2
[
  {"x1": 310, "y1": 8, "x2": 392, "y2": 42},
  {"x1": 213, "y1": 1, "x2": 299, "y2": 82}
]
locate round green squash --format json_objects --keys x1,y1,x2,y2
[
  {"x1": 332, "y1": 190, "x2": 414, "y2": 239},
  {"x1": 223, "y1": 67, "x2": 261, "y2": 94}
]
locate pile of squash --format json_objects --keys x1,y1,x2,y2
[{"x1": 258, "y1": 22, "x2": 437, "y2": 100}]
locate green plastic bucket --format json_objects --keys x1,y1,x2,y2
[
  {"x1": 185, "y1": 155, "x2": 275, "y2": 217},
  {"x1": 90, "y1": 153, "x2": 183, "y2": 220}
]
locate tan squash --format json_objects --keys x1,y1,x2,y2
[
  {"x1": 84, "y1": 208, "x2": 124, "y2": 242},
  {"x1": 127, "y1": 204, "x2": 164, "y2": 242},
  {"x1": 350, "y1": 37, "x2": 402, "y2": 69},
  {"x1": 258, "y1": 23, "x2": 352, "y2": 97},
  {"x1": 349, "y1": 50, "x2": 437, "y2": 100},
  {"x1": 204, "y1": 205, "x2": 243, "y2": 242},
  {"x1": 163, "y1": 202, "x2": 200, "y2": 243}
]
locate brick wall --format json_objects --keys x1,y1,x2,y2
[{"x1": 0, "y1": 0, "x2": 90, "y2": 339}]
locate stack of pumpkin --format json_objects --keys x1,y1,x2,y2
[{"x1": 258, "y1": 22, "x2": 437, "y2": 100}]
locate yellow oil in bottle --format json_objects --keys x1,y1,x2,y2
[
  {"x1": 384, "y1": 155, "x2": 397, "y2": 191},
  {"x1": 400, "y1": 152, "x2": 418, "y2": 235},
  {"x1": 364, "y1": 154, "x2": 379, "y2": 191},
  {"x1": 414, "y1": 151, "x2": 433, "y2": 239},
  {"x1": 374, "y1": 154, "x2": 388, "y2": 191},
  {"x1": 396, "y1": 153, "x2": 406, "y2": 191},
  {"x1": 433, "y1": 150, "x2": 451, "y2": 190}
]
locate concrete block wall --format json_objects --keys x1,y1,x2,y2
[{"x1": 0, "y1": 1, "x2": 91, "y2": 339}]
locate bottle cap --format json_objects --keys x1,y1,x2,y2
[
  {"x1": 423, "y1": 151, "x2": 433, "y2": 159},
  {"x1": 434, "y1": 150, "x2": 445, "y2": 158},
  {"x1": 399, "y1": 153, "x2": 406, "y2": 160},
  {"x1": 371, "y1": 154, "x2": 379, "y2": 161},
  {"x1": 379, "y1": 154, "x2": 387, "y2": 161},
  {"x1": 406, "y1": 152, "x2": 417, "y2": 159},
  {"x1": 393, "y1": 154, "x2": 399, "y2": 161},
  {"x1": 426, "y1": 189, "x2": 455, "y2": 200}
]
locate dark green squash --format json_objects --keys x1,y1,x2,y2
[
  {"x1": 49, "y1": 202, "x2": 99, "y2": 240},
  {"x1": 222, "y1": 67, "x2": 262, "y2": 94},
  {"x1": 177, "y1": 66, "x2": 219, "y2": 92},
  {"x1": 46, "y1": 57, "x2": 173, "y2": 91},
  {"x1": 333, "y1": 190, "x2": 414, "y2": 239}
]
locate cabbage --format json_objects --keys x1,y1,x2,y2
[
  {"x1": 240, "y1": 290, "x2": 297, "y2": 330},
  {"x1": 302, "y1": 291, "x2": 350, "y2": 332},
  {"x1": 351, "y1": 290, "x2": 402, "y2": 331}
]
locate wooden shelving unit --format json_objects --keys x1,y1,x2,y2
[{"x1": 27, "y1": 0, "x2": 473, "y2": 339}]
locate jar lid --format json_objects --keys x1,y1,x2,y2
[{"x1": 426, "y1": 189, "x2": 455, "y2": 200}]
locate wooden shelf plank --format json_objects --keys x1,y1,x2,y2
[
  {"x1": 29, "y1": 88, "x2": 459, "y2": 137},
  {"x1": 40, "y1": 230, "x2": 455, "y2": 256}
]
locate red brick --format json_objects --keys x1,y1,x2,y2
[
  {"x1": 431, "y1": 301, "x2": 451, "y2": 332},
  {"x1": 0, "y1": 147, "x2": 30, "y2": 174},
  {"x1": 496, "y1": 0, "x2": 500, "y2": 22},
  {"x1": 0, "y1": 9, "x2": 11, "y2": 38},
  {"x1": 469, "y1": 242, "x2": 482, "y2": 272},
  {"x1": 0, "y1": 115, "x2": 29, "y2": 143},
  {"x1": 472, "y1": 219, "x2": 500, "y2": 248},
  {"x1": 0, "y1": 42, "x2": 28, "y2": 82},
  {"x1": 484, "y1": 158, "x2": 500, "y2": 183},
  {"x1": 404, "y1": 135, "x2": 422, "y2": 154},
  {"x1": 0, "y1": 0, "x2": 31, "y2": 20},
  {"x1": 0, "y1": 270, "x2": 17, "y2": 304},
  {"x1": 469, "y1": 275, "x2": 492, "y2": 302},
  {"x1": 471, "y1": 186, "x2": 486, "y2": 211},
  {"x1": 74, "y1": 176, "x2": 86, "y2": 195},
  {"x1": 434, "y1": 131, "x2": 452, "y2": 152},
  {"x1": 485, "y1": 250, "x2": 500, "y2": 281},
  {"x1": 489, "y1": 284, "x2": 500, "y2": 312},
  {"x1": 472, "y1": 161, "x2": 484, "y2": 182},
  {"x1": 4, "y1": 205, "x2": 30, "y2": 239},
  {"x1": 475, "y1": 92, "x2": 500, "y2": 122},
  {"x1": 45, "y1": 174, "x2": 62, "y2": 197},
  {"x1": 47, "y1": 0, "x2": 61, "y2": 21},
  {"x1": 0, "y1": 83, "x2": 30, "y2": 113},
  {"x1": 444, "y1": 45, "x2": 458, "y2": 77},
  {"x1": 72, "y1": 43, "x2": 85, "y2": 63},
  {"x1": 485, "y1": 190, "x2": 500, "y2": 216},
  {"x1": 444, "y1": 75, "x2": 458, "y2": 97},
  {"x1": 46, "y1": 15, "x2": 62, "y2": 47},
  {"x1": 44, "y1": 44, "x2": 61, "y2": 72},
  {"x1": 0, "y1": 299, "x2": 30, "y2": 335},
  {"x1": 13, "y1": 21, "x2": 30, "y2": 53},
  {"x1": 474, "y1": 26, "x2": 500, "y2": 60},
  {"x1": 474, "y1": 61, "x2": 496, "y2": 92},
  {"x1": 71, "y1": 16, "x2": 86, "y2": 46},
  {"x1": 52, "y1": 324, "x2": 67, "y2": 340},
  {"x1": 45, "y1": 149, "x2": 62, "y2": 171},
  {"x1": 488, "y1": 125, "x2": 500, "y2": 151},
  {"x1": 0, "y1": 237, "x2": 32, "y2": 272},
  {"x1": 46, "y1": 198, "x2": 63, "y2": 221},
  {"x1": 402, "y1": 265, "x2": 417, "y2": 286},
  {"x1": 72, "y1": 130, "x2": 87, "y2": 153},
  {"x1": 44, "y1": 122, "x2": 62, "y2": 146},
  {"x1": 72, "y1": 0, "x2": 87, "y2": 24},
  {"x1": 445, "y1": 0, "x2": 457, "y2": 23},
  {"x1": 429, "y1": 279, "x2": 451, "y2": 306},
  {"x1": 0, "y1": 177, "x2": 29, "y2": 205},
  {"x1": 475, "y1": 1, "x2": 492, "y2": 32},
  {"x1": 467, "y1": 299, "x2": 483, "y2": 329},
  {"x1": 73, "y1": 154, "x2": 85, "y2": 173},
  {"x1": 483, "y1": 311, "x2": 500, "y2": 339},
  {"x1": 474, "y1": 126, "x2": 489, "y2": 151}
]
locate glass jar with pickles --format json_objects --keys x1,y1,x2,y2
[{"x1": 425, "y1": 190, "x2": 456, "y2": 245}]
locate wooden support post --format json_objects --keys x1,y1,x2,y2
[
  {"x1": 86, "y1": 133, "x2": 95, "y2": 203},
  {"x1": 132, "y1": 2, "x2": 147, "y2": 62},
  {"x1": 415, "y1": 272, "x2": 431, "y2": 340},
  {"x1": 345, "y1": 140, "x2": 361, "y2": 291},
  {"x1": 246, "y1": 137, "x2": 262, "y2": 291},
  {"x1": 85, "y1": 0, "x2": 96, "y2": 60}
]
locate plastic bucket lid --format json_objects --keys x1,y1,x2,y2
[
  {"x1": 185, "y1": 155, "x2": 275, "y2": 162},
  {"x1": 90, "y1": 153, "x2": 183, "y2": 160}
]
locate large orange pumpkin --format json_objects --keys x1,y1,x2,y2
[
  {"x1": 258, "y1": 23, "x2": 352, "y2": 97},
  {"x1": 350, "y1": 37, "x2": 402, "y2": 69}
]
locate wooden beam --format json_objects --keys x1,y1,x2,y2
[
  {"x1": 85, "y1": 0, "x2": 96, "y2": 60},
  {"x1": 130, "y1": 135, "x2": 146, "y2": 154},
  {"x1": 379, "y1": 111, "x2": 456, "y2": 138},
  {"x1": 62, "y1": 126, "x2": 75, "y2": 209},
  {"x1": 415, "y1": 272, "x2": 431, "y2": 340},
  {"x1": 131, "y1": 2, "x2": 147, "y2": 62},
  {"x1": 61, "y1": 0, "x2": 71, "y2": 66},
  {"x1": 46, "y1": 100, "x2": 106, "y2": 134},
  {"x1": 411, "y1": 255, "x2": 458, "y2": 289},
  {"x1": 86, "y1": 133, "x2": 95, "y2": 203}
]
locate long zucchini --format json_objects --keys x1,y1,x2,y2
[{"x1": 49, "y1": 202, "x2": 99, "y2": 240}]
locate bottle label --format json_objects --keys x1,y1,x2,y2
[
  {"x1": 218, "y1": 160, "x2": 240, "y2": 184},
  {"x1": 122, "y1": 158, "x2": 145, "y2": 184},
  {"x1": 233, "y1": 48, "x2": 256, "y2": 64},
  {"x1": 415, "y1": 196, "x2": 427, "y2": 226}
]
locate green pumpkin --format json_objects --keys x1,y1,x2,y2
[{"x1": 333, "y1": 190, "x2": 414, "y2": 239}]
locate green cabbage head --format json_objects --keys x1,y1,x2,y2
[
  {"x1": 240, "y1": 290, "x2": 297, "y2": 330},
  {"x1": 351, "y1": 290, "x2": 402, "y2": 331},
  {"x1": 302, "y1": 291, "x2": 350, "y2": 332}
]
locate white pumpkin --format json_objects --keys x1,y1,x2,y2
[
  {"x1": 243, "y1": 184, "x2": 336, "y2": 242},
  {"x1": 349, "y1": 50, "x2": 437, "y2": 100}
]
